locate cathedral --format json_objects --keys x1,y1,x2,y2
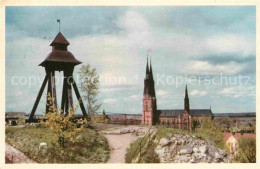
[{"x1": 142, "y1": 58, "x2": 213, "y2": 130}]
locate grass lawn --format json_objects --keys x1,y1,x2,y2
[{"x1": 6, "y1": 126, "x2": 110, "y2": 163}]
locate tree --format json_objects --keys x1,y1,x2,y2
[
  {"x1": 199, "y1": 116, "x2": 225, "y2": 149},
  {"x1": 78, "y1": 64, "x2": 101, "y2": 115},
  {"x1": 236, "y1": 138, "x2": 256, "y2": 163},
  {"x1": 221, "y1": 118, "x2": 231, "y2": 129},
  {"x1": 191, "y1": 120, "x2": 199, "y2": 132}
]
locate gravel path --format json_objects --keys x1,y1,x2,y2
[
  {"x1": 104, "y1": 133, "x2": 138, "y2": 163},
  {"x1": 5, "y1": 143, "x2": 36, "y2": 164},
  {"x1": 93, "y1": 124, "x2": 149, "y2": 163}
]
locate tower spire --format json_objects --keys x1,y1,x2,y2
[
  {"x1": 150, "y1": 56, "x2": 154, "y2": 81},
  {"x1": 185, "y1": 84, "x2": 188, "y2": 98},
  {"x1": 184, "y1": 84, "x2": 190, "y2": 112},
  {"x1": 146, "y1": 56, "x2": 150, "y2": 78}
]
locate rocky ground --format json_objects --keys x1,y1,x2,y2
[{"x1": 155, "y1": 133, "x2": 230, "y2": 163}]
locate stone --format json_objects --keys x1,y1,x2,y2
[
  {"x1": 167, "y1": 133, "x2": 173, "y2": 138},
  {"x1": 153, "y1": 132, "x2": 230, "y2": 163},
  {"x1": 215, "y1": 152, "x2": 223, "y2": 159},
  {"x1": 193, "y1": 147, "x2": 200, "y2": 153},
  {"x1": 177, "y1": 140, "x2": 182, "y2": 145},
  {"x1": 129, "y1": 128, "x2": 135, "y2": 133},
  {"x1": 170, "y1": 143, "x2": 178, "y2": 157},
  {"x1": 174, "y1": 134, "x2": 182, "y2": 138},
  {"x1": 219, "y1": 149, "x2": 227, "y2": 157},
  {"x1": 180, "y1": 156, "x2": 189, "y2": 163},
  {"x1": 170, "y1": 137, "x2": 176, "y2": 142},
  {"x1": 199, "y1": 145, "x2": 208, "y2": 154},
  {"x1": 179, "y1": 145, "x2": 193, "y2": 155},
  {"x1": 39, "y1": 142, "x2": 47, "y2": 150},
  {"x1": 159, "y1": 138, "x2": 170, "y2": 147},
  {"x1": 189, "y1": 156, "x2": 196, "y2": 163}
]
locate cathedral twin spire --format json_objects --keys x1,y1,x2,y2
[
  {"x1": 145, "y1": 56, "x2": 154, "y2": 80},
  {"x1": 144, "y1": 55, "x2": 155, "y2": 97}
]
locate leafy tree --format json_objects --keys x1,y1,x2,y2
[
  {"x1": 236, "y1": 138, "x2": 256, "y2": 163},
  {"x1": 78, "y1": 64, "x2": 101, "y2": 115},
  {"x1": 199, "y1": 116, "x2": 225, "y2": 149},
  {"x1": 221, "y1": 118, "x2": 231, "y2": 129},
  {"x1": 191, "y1": 120, "x2": 199, "y2": 132}
]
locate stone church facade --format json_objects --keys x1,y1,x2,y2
[{"x1": 142, "y1": 58, "x2": 213, "y2": 129}]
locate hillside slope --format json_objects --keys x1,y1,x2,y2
[{"x1": 126, "y1": 127, "x2": 230, "y2": 163}]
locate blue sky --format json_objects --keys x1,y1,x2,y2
[{"x1": 5, "y1": 6, "x2": 256, "y2": 114}]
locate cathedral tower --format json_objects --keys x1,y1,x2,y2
[{"x1": 142, "y1": 57, "x2": 157, "y2": 125}]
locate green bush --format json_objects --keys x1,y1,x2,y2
[
  {"x1": 235, "y1": 138, "x2": 256, "y2": 163},
  {"x1": 199, "y1": 117, "x2": 225, "y2": 149}
]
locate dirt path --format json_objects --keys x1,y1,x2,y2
[
  {"x1": 93, "y1": 124, "x2": 149, "y2": 163},
  {"x1": 5, "y1": 143, "x2": 36, "y2": 163},
  {"x1": 104, "y1": 133, "x2": 137, "y2": 163}
]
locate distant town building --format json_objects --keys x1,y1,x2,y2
[
  {"x1": 5, "y1": 112, "x2": 27, "y2": 125},
  {"x1": 107, "y1": 113, "x2": 141, "y2": 125},
  {"x1": 224, "y1": 132, "x2": 256, "y2": 155},
  {"x1": 142, "y1": 58, "x2": 213, "y2": 129}
]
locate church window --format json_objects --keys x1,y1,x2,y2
[{"x1": 145, "y1": 102, "x2": 148, "y2": 111}]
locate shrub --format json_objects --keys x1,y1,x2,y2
[
  {"x1": 41, "y1": 110, "x2": 87, "y2": 147},
  {"x1": 236, "y1": 138, "x2": 256, "y2": 163},
  {"x1": 199, "y1": 117, "x2": 225, "y2": 149}
]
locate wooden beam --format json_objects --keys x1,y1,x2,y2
[
  {"x1": 46, "y1": 71, "x2": 52, "y2": 113},
  {"x1": 51, "y1": 71, "x2": 57, "y2": 108},
  {"x1": 72, "y1": 77, "x2": 88, "y2": 119},
  {"x1": 60, "y1": 76, "x2": 67, "y2": 115},
  {"x1": 29, "y1": 74, "x2": 48, "y2": 121}
]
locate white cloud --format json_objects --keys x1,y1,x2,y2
[
  {"x1": 219, "y1": 86, "x2": 255, "y2": 98},
  {"x1": 190, "y1": 90, "x2": 208, "y2": 96},
  {"x1": 205, "y1": 34, "x2": 255, "y2": 57},
  {"x1": 180, "y1": 61, "x2": 245, "y2": 75},
  {"x1": 124, "y1": 94, "x2": 142, "y2": 101},
  {"x1": 172, "y1": 103, "x2": 179, "y2": 107},
  {"x1": 157, "y1": 90, "x2": 169, "y2": 98},
  {"x1": 103, "y1": 99, "x2": 117, "y2": 104},
  {"x1": 118, "y1": 10, "x2": 151, "y2": 34}
]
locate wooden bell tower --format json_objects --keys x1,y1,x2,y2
[{"x1": 28, "y1": 32, "x2": 87, "y2": 122}]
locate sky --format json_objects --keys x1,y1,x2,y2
[{"x1": 5, "y1": 6, "x2": 256, "y2": 114}]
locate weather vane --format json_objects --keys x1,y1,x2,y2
[{"x1": 57, "y1": 19, "x2": 61, "y2": 32}]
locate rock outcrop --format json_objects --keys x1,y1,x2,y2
[{"x1": 155, "y1": 134, "x2": 229, "y2": 163}]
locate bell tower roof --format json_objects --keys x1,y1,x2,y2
[
  {"x1": 39, "y1": 32, "x2": 81, "y2": 69},
  {"x1": 50, "y1": 32, "x2": 70, "y2": 46}
]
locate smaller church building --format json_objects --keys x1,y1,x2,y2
[{"x1": 142, "y1": 58, "x2": 213, "y2": 130}]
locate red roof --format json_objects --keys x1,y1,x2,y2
[
  {"x1": 223, "y1": 132, "x2": 256, "y2": 141},
  {"x1": 50, "y1": 32, "x2": 70, "y2": 46}
]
